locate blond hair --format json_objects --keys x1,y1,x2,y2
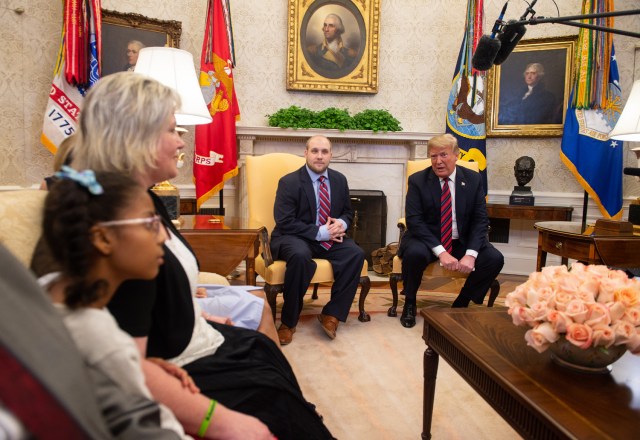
[
  {"x1": 72, "y1": 72, "x2": 180, "y2": 177},
  {"x1": 427, "y1": 133, "x2": 459, "y2": 155}
]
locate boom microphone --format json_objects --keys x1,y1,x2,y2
[
  {"x1": 471, "y1": 2, "x2": 509, "y2": 71},
  {"x1": 494, "y1": 0, "x2": 538, "y2": 65},
  {"x1": 493, "y1": 20, "x2": 527, "y2": 65}
]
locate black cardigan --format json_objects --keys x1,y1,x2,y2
[{"x1": 107, "y1": 191, "x2": 199, "y2": 359}]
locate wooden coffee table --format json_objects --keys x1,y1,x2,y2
[
  {"x1": 421, "y1": 307, "x2": 640, "y2": 439},
  {"x1": 178, "y1": 215, "x2": 264, "y2": 285}
]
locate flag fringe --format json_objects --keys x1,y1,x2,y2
[
  {"x1": 195, "y1": 167, "x2": 239, "y2": 211},
  {"x1": 560, "y1": 152, "x2": 623, "y2": 220}
]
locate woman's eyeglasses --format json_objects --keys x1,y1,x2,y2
[{"x1": 98, "y1": 215, "x2": 162, "y2": 235}]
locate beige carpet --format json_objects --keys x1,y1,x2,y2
[{"x1": 275, "y1": 276, "x2": 524, "y2": 439}]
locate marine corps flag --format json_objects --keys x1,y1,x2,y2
[
  {"x1": 560, "y1": 0, "x2": 623, "y2": 219},
  {"x1": 445, "y1": 0, "x2": 488, "y2": 194},
  {"x1": 41, "y1": 0, "x2": 101, "y2": 154},
  {"x1": 194, "y1": 0, "x2": 240, "y2": 210}
]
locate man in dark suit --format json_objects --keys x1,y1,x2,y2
[
  {"x1": 271, "y1": 135, "x2": 365, "y2": 345},
  {"x1": 398, "y1": 134, "x2": 504, "y2": 328}
]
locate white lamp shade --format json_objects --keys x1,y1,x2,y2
[
  {"x1": 134, "y1": 47, "x2": 212, "y2": 126},
  {"x1": 610, "y1": 79, "x2": 640, "y2": 142}
]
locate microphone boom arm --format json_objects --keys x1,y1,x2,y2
[{"x1": 513, "y1": 9, "x2": 640, "y2": 39}]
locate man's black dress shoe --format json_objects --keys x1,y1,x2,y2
[{"x1": 400, "y1": 303, "x2": 416, "y2": 328}]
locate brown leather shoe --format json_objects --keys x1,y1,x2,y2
[
  {"x1": 317, "y1": 314, "x2": 339, "y2": 340},
  {"x1": 277, "y1": 323, "x2": 296, "y2": 345}
]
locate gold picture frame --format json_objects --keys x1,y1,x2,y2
[
  {"x1": 485, "y1": 36, "x2": 577, "y2": 137},
  {"x1": 101, "y1": 9, "x2": 182, "y2": 76},
  {"x1": 286, "y1": 0, "x2": 380, "y2": 94}
]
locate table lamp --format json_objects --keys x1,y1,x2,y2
[
  {"x1": 134, "y1": 47, "x2": 212, "y2": 220},
  {"x1": 610, "y1": 79, "x2": 640, "y2": 225}
]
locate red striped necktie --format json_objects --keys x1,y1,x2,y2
[
  {"x1": 318, "y1": 176, "x2": 333, "y2": 250},
  {"x1": 441, "y1": 177, "x2": 453, "y2": 254}
]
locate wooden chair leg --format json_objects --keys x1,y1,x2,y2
[
  {"x1": 388, "y1": 273, "x2": 402, "y2": 317},
  {"x1": 312, "y1": 283, "x2": 319, "y2": 300},
  {"x1": 357, "y1": 276, "x2": 371, "y2": 322},
  {"x1": 486, "y1": 279, "x2": 501, "y2": 308},
  {"x1": 264, "y1": 283, "x2": 281, "y2": 322}
]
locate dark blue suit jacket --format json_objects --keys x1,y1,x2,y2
[
  {"x1": 271, "y1": 166, "x2": 353, "y2": 255},
  {"x1": 400, "y1": 165, "x2": 489, "y2": 256}
]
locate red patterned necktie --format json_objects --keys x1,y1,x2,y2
[
  {"x1": 318, "y1": 176, "x2": 333, "y2": 250},
  {"x1": 440, "y1": 177, "x2": 453, "y2": 254}
]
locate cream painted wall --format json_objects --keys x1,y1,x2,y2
[{"x1": 2, "y1": 0, "x2": 639, "y2": 202}]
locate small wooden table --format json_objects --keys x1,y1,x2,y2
[
  {"x1": 178, "y1": 215, "x2": 264, "y2": 285},
  {"x1": 534, "y1": 221, "x2": 640, "y2": 271},
  {"x1": 421, "y1": 307, "x2": 640, "y2": 439},
  {"x1": 486, "y1": 203, "x2": 573, "y2": 221}
]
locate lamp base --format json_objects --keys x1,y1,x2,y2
[{"x1": 151, "y1": 181, "x2": 180, "y2": 221}]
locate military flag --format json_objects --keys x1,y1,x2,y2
[
  {"x1": 560, "y1": 0, "x2": 623, "y2": 219},
  {"x1": 445, "y1": 0, "x2": 488, "y2": 194},
  {"x1": 41, "y1": 0, "x2": 101, "y2": 154},
  {"x1": 194, "y1": 0, "x2": 240, "y2": 210}
]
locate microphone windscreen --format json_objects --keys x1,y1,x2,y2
[
  {"x1": 494, "y1": 20, "x2": 526, "y2": 65},
  {"x1": 624, "y1": 167, "x2": 640, "y2": 177},
  {"x1": 472, "y1": 35, "x2": 501, "y2": 71}
]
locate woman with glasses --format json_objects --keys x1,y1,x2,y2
[{"x1": 67, "y1": 72, "x2": 333, "y2": 440}]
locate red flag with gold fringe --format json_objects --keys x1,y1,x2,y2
[{"x1": 194, "y1": 0, "x2": 240, "y2": 210}]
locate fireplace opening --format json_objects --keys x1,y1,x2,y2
[{"x1": 347, "y1": 190, "x2": 387, "y2": 268}]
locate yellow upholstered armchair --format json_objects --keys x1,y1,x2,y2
[
  {"x1": 245, "y1": 153, "x2": 371, "y2": 322},
  {"x1": 387, "y1": 159, "x2": 500, "y2": 316},
  {"x1": 0, "y1": 190, "x2": 47, "y2": 267}
]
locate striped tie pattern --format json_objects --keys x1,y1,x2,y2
[
  {"x1": 318, "y1": 176, "x2": 333, "y2": 250},
  {"x1": 440, "y1": 177, "x2": 453, "y2": 254}
]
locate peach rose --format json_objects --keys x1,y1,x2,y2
[
  {"x1": 576, "y1": 279, "x2": 599, "y2": 302},
  {"x1": 505, "y1": 286, "x2": 527, "y2": 308},
  {"x1": 608, "y1": 267, "x2": 633, "y2": 283},
  {"x1": 584, "y1": 302, "x2": 612, "y2": 328},
  {"x1": 614, "y1": 284, "x2": 640, "y2": 308},
  {"x1": 555, "y1": 272, "x2": 581, "y2": 295},
  {"x1": 541, "y1": 265, "x2": 569, "y2": 278},
  {"x1": 524, "y1": 322, "x2": 559, "y2": 353},
  {"x1": 613, "y1": 320, "x2": 637, "y2": 346},
  {"x1": 591, "y1": 325, "x2": 616, "y2": 348},
  {"x1": 608, "y1": 302, "x2": 626, "y2": 323},
  {"x1": 597, "y1": 277, "x2": 624, "y2": 304},
  {"x1": 546, "y1": 309, "x2": 572, "y2": 334},
  {"x1": 508, "y1": 305, "x2": 536, "y2": 327},
  {"x1": 583, "y1": 264, "x2": 611, "y2": 280},
  {"x1": 565, "y1": 323, "x2": 593, "y2": 349},
  {"x1": 626, "y1": 330, "x2": 640, "y2": 354},
  {"x1": 621, "y1": 306, "x2": 640, "y2": 327},
  {"x1": 529, "y1": 300, "x2": 550, "y2": 321},
  {"x1": 551, "y1": 290, "x2": 575, "y2": 312},
  {"x1": 564, "y1": 299, "x2": 588, "y2": 324}
]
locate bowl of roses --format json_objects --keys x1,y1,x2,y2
[{"x1": 505, "y1": 263, "x2": 640, "y2": 374}]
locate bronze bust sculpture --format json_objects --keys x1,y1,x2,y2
[{"x1": 510, "y1": 156, "x2": 535, "y2": 205}]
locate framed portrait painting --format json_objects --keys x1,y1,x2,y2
[
  {"x1": 287, "y1": 0, "x2": 381, "y2": 94},
  {"x1": 101, "y1": 9, "x2": 182, "y2": 77},
  {"x1": 485, "y1": 36, "x2": 577, "y2": 137}
]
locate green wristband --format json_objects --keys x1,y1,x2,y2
[{"x1": 197, "y1": 399, "x2": 217, "y2": 437}]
